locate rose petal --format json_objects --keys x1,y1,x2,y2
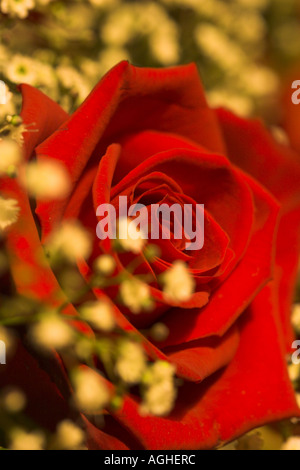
[
  {"x1": 19, "y1": 84, "x2": 68, "y2": 160},
  {"x1": 217, "y1": 108, "x2": 300, "y2": 350}
]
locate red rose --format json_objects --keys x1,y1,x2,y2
[{"x1": 1, "y1": 62, "x2": 300, "y2": 450}]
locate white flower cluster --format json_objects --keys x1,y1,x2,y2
[
  {"x1": 1, "y1": 0, "x2": 35, "y2": 19},
  {"x1": 0, "y1": 0, "x2": 296, "y2": 116},
  {"x1": 141, "y1": 361, "x2": 177, "y2": 417}
]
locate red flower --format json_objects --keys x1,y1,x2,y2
[{"x1": 1, "y1": 62, "x2": 300, "y2": 450}]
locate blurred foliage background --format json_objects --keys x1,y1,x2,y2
[{"x1": 1, "y1": 0, "x2": 300, "y2": 119}]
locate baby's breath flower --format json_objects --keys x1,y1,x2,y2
[
  {"x1": 0, "y1": 82, "x2": 12, "y2": 106},
  {"x1": 0, "y1": 197, "x2": 20, "y2": 231},
  {"x1": 195, "y1": 24, "x2": 246, "y2": 71},
  {"x1": 29, "y1": 313, "x2": 75, "y2": 352},
  {"x1": 80, "y1": 301, "x2": 115, "y2": 332},
  {"x1": 0, "y1": 100, "x2": 16, "y2": 121},
  {"x1": 10, "y1": 428, "x2": 45, "y2": 451},
  {"x1": 239, "y1": 66, "x2": 279, "y2": 98},
  {"x1": 101, "y1": 8, "x2": 135, "y2": 46},
  {"x1": 149, "y1": 26, "x2": 180, "y2": 65},
  {"x1": 162, "y1": 261, "x2": 195, "y2": 303},
  {"x1": 1, "y1": 0, "x2": 35, "y2": 19},
  {"x1": 35, "y1": 62, "x2": 58, "y2": 90},
  {"x1": 56, "y1": 66, "x2": 90, "y2": 104},
  {"x1": 142, "y1": 378, "x2": 176, "y2": 417},
  {"x1": 292, "y1": 304, "x2": 300, "y2": 334},
  {"x1": 2, "y1": 388, "x2": 27, "y2": 413},
  {"x1": 141, "y1": 361, "x2": 177, "y2": 417},
  {"x1": 98, "y1": 47, "x2": 130, "y2": 76},
  {"x1": 73, "y1": 369, "x2": 110, "y2": 413},
  {"x1": 115, "y1": 340, "x2": 147, "y2": 385},
  {"x1": 282, "y1": 437, "x2": 300, "y2": 451},
  {"x1": 46, "y1": 221, "x2": 92, "y2": 263},
  {"x1": 23, "y1": 159, "x2": 71, "y2": 200},
  {"x1": 54, "y1": 420, "x2": 85, "y2": 450},
  {"x1": 120, "y1": 278, "x2": 153, "y2": 314},
  {"x1": 0, "y1": 139, "x2": 22, "y2": 175},
  {"x1": 94, "y1": 254, "x2": 116, "y2": 276},
  {"x1": 117, "y1": 217, "x2": 146, "y2": 254},
  {"x1": 6, "y1": 55, "x2": 38, "y2": 84},
  {"x1": 288, "y1": 362, "x2": 300, "y2": 382},
  {"x1": 143, "y1": 361, "x2": 176, "y2": 385}
]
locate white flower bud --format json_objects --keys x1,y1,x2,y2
[
  {"x1": 120, "y1": 278, "x2": 153, "y2": 314},
  {"x1": 292, "y1": 304, "x2": 300, "y2": 334},
  {"x1": 162, "y1": 261, "x2": 195, "y2": 303},
  {"x1": 23, "y1": 159, "x2": 71, "y2": 200},
  {"x1": 115, "y1": 340, "x2": 147, "y2": 385},
  {"x1": 54, "y1": 420, "x2": 85, "y2": 450},
  {"x1": 0, "y1": 139, "x2": 22, "y2": 175},
  {"x1": 2, "y1": 388, "x2": 26, "y2": 413},
  {"x1": 1, "y1": 0, "x2": 35, "y2": 19},
  {"x1": 80, "y1": 301, "x2": 115, "y2": 332},
  {"x1": 73, "y1": 369, "x2": 110, "y2": 413},
  {"x1": 94, "y1": 255, "x2": 116, "y2": 276},
  {"x1": 46, "y1": 221, "x2": 92, "y2": 263},
  {"x1": 141, "y1": 361, "x2": 177, "y2": 417},
  {"x1": 282, "y1": 437, "x2": 300, "y2": 451},
  {"x1": 30, "y1": 313, "x2": 75, "y2": 352},
  {"x1": 0, "y1": 197, "x2": 20, "y2": 231},
  {"x1": 10, "y1": 429, "x2": 45, "y2": 450},
  {"x1": 118, "y1": 217, "x2": 146, "y2": 254}
]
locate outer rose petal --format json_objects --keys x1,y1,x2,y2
[
  {"x1": 2, "y1": 86, "x2": 69, "y2": 300},
  {"x1": 217, "y1": 109, "x2": 300, "y2": 350},
  {"x1": 216, "y1": 109, "x2": 300, "y2": 210},
  {"x1": 19, "y1": 84, "x2": 68, "y2": 160}
]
